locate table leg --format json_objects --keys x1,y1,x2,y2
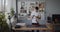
[
  {"x1": 36, "y1": 30, "x2": 39, "y2": 32},
  {"x1": 32, "y1": 30, "x2": 34, "y2": 32},
  {"x1": 32, "y1": 30, "x2": 39, "y2": 32}
]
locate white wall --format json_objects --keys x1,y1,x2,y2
[{"x1": 46, "y1": 0, "x2": 60, "y2": 17}]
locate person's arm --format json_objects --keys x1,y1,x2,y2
[{"x1": 28, "y1": 12, "x2": 33, "y2": 19}]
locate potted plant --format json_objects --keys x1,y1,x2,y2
[
  {"x1": 10, "y1": 7, "x2": 15, "y2": 17},
  {"x1": 0, "y1": 12, "x2": 9, "y2": 32}
]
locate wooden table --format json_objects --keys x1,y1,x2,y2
[
  {"x1": 12, "y1": 27, "x2": 48, "y2": 30},
  {"x1": 12, "y1": 25, "x2": 53, "y2": 32}
]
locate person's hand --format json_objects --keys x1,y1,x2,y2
[
  {"x1": 27, "y1": 16, "x2": 32, "y2": 20},
  {"x1": 36, "y1": 16, "x2": 41, "y2": 19}
]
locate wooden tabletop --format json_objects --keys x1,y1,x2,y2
[{"x1": 12, "y1": 25, "x2": 53, "y2": 31}]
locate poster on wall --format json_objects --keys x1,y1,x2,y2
[
  {"x1": 39, "y1": 3, "x2": 45, "y2": 12},
  {"x1": 21, "y1": 2, "x2": 25, "y2": 7}
]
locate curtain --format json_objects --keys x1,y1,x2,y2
[{"x1": 0, "y1": 0, "x2": 6, "y2": 12}]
